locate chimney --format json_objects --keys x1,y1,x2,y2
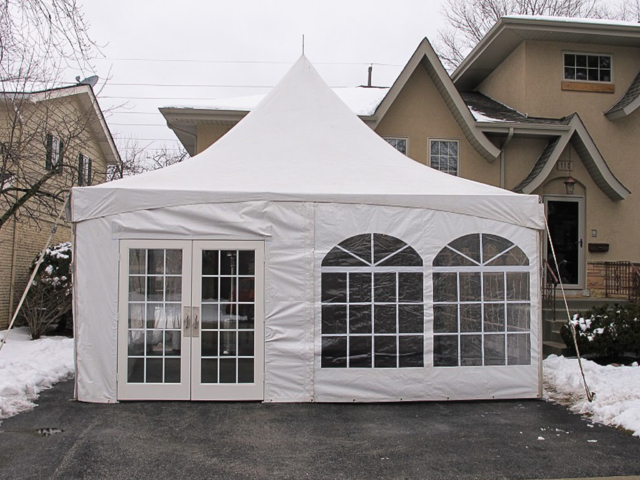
[{"x1": 367, "y1": 64, "x2": 372, "y2": 87}]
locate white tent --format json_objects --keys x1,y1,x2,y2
[{"x1": 71, "y1": 56, "x2": 544, "y2": 403}]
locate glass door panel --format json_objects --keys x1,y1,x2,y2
[
  {"x1": 118, "y1": 241, "x2": 192, "y2": 400},
  {"x1": 118, "y1": 240, "x2": 263, "y2": 401},
  {"x1": 191, "y1": 241, "x2": 264, "y2": 400}
]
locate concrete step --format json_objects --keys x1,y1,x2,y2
[
  {"x1": 543, "y1": 318, "x2": 566, "y2": 344},
  {"x1": 543, "y1": 341, "x2": 571, "y2": 357}
]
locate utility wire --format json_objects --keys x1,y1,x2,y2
[{"x1": 94, "y1": 57, "x2": 401, "y2": 67}]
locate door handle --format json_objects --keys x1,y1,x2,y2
[
  {"x1": 192, "y1": 307, "x2": 200, "y2": 338},
  {"x1": 183, "y1": 306, "x2": 191, "y2": 338}
]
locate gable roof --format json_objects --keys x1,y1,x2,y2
[
  {"x1": 72, "y1": 56, "x2": 543, "y2": 230},
  {"x1": 453, "y1": 16, "x2": 640, "y2": 92},
  {"x1": 0, "y1": 84, "x2": 120, "y2": 165},
  {"x1": 605, "y1": 70, "x2": 640, "y2": 119},
  {"x1": 370, "y1": 38, "x2": 500, "y2": 162},
  {"x1": 512, "y1": 114, "x2": 629, "y2": 201}
]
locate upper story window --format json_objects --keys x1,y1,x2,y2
[
  {"x1": 430, "y1": 139, "x2": 458, "y2": 176},
  {"x1": 78, "y1": 154, "x2": 92, "y2": 186},
  {"x1": 384, "y1": 137, "x2": 407, "y2": 155},
  {"x1": 45, "y1": 134, "x2": 63, "y2": 172},
  {"x1": 564, "y1": 53, "x2": 611, "y2": 83},
  {"x1": 432, "y1": 233, "x2": 531, "y2": 367},
  {"x1": 321, "y1": 233, "x2": 424, "y2": 369}
]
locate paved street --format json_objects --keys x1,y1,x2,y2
[{"x1": 0, "y1": 379, "x2": 638, "y2": 479}]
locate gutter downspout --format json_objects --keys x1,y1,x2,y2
[{"x1": 500, "y1": 127, "x2": 515, "y2": 189}]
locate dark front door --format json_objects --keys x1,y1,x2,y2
[{"x1": 546, "y1": 199, "x2": 583, "y2": 287}]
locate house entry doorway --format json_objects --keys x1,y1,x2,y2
[
  {"x1": 545, "y1": 197, "x2": 584, "y2": 289},
  {"x1": 117, "y1": 240, "x2": 264, "y2": 401}
]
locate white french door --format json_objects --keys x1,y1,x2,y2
[{"x1": 117, "y1": 240, "x2": 264, "y2": 401}]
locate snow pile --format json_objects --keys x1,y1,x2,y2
[
  {"x1": 0, "y1": 327, "x2": 74, "y2": 419},
  {"x1": 544, "y1": 355, "x2": 640, "y2": 436}
]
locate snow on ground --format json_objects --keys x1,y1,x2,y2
[
  {"x1": 0, "y1": 327, "x2": 73, "y2": 420},
  {"x1": 1, "y1": 325, "x2": 640, "y2": 438},
  {"x1": 543, "y1": 355, "x2": 640, "y2": 436}
]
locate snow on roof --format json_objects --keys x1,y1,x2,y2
[
  {"x1": 165, "y1": 86, "x2": 389, "y2": 117},
  {"x1": 467, "y1": 105, "x2": 508, "y2": 123},
  {"x1": 503, "y1": 15, "x2": 640, "y2": 28}
]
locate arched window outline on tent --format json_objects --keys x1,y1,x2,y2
[
  {"x1": 321, "y1": 233, "x2": 424, "y2": 369},
  {"x1": 432, "y1": 233, "x2": 531, "y2": 367}
]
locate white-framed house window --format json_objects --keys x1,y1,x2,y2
[
  {"x1": 78, "y1": 153, "x2": 92, "y2": 186},
  {"x1": 384, "y1": 137, "x2": 408, "y2": 155},
  {"x1": 429, "y1": 139, "x2": 459, "y2": 176},
  {"x1": 46, "y1": 134, "x2": 63, "y2": 172},
  {"x1": 432, "y1": 233, "x2": 531, "y2": 367},
  {"x1": 564, "y1": 53, "x2": 612, "y2": 83},
  {"x1": 321, "y1": 233, "x2": 424, "y2": 369}
]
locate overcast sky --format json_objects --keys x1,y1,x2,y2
[{"x1": 73, "y1": 0, "x2": 446, "y2": 157}]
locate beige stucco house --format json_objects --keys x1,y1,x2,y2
[
  {"x1": 160, "y1": 16, "x2": 639, "y2": 304},
  {"x1": 0, "y1": 82, "x2": 120, "y2": 328}
]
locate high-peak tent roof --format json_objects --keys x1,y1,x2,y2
[{"x1": 71, "y1": 56, "x2": 543, "y2": 230}]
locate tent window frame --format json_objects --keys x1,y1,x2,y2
[
  {"x1": 432, "y1": 233, "x2": 531, "y2": 367},
  {"x1": 320, "y1": 233, "x2": 424, "y2": 369}
]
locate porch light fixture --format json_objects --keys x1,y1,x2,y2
[{"x1": 564, "y1": 176, "x2": 576, "y2": 195}]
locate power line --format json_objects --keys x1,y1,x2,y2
[{"x1": 94, "y1": 57, "x2": 401, "y2": 67}]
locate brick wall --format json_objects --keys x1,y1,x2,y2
[
  {"x1": 0, "y1": 216, "x2": 71, "y2": 329},
  {"x1": 587, "y1": 262, "x2": 606, "y2": 298}
]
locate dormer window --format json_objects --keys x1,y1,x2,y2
[{"x1": 564, "y1": 53, "x2": 611, "y2": 83}]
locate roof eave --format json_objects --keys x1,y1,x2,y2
[
  {"x1": 518, "y1": 115, "x2": 629, "y2": 201},
  {"x1": 605, "y1": 96, "x2": 640, "y2": 119},
  {"x1": 30, "y1": 85, "x2": 121, "y2": 166},
  {"x1": 453, "y1": 17, "x2": 640, "y2": 91},
  {"x1": 373, "y1": 38, "x2": 500, "y2": 162}
]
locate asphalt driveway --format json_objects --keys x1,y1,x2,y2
[{"x1": 0, "y1": 379, "x2": 638, "y2": 480}]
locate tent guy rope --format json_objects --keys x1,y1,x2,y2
[
  {"x1": 0, "y1": 196, "x2": 69, "y2": 355},
  {"x1": 544, "y1": 216, "x2": 595, "y2": 403}
]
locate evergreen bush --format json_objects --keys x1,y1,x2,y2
[
  {"x1": 561, "y1": 303, "x2": 640, "y2": 359},
  {"x1": 20, "y1": 242, "x2": 73, "y2": 339}
]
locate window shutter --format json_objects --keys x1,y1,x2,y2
[
  {"x1": 45, "y1": 134, "x2": 53, "y2": 170},
  {"x1": 78, "y1": 153, "x2": 84, "y2": 186},
  {"x1": 87, "y1": 158, "x2": 92, "y2": 185},
  {"x1": 57, "y1": 139, "x2": 64, "y2": 172}
]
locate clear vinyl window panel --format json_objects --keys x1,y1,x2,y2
[
  {"x1": 200, "y1": 250, "x2": 256, "y2": 384},
  {"x1": 432, "y1": 234, "x2": 531, "y2": 367},
  {"x1": 127, "y1": 249, "x2": 183, "y2": 383},
  {"x1": 321, "y1": 233, "x2": 424, "y2": 369}
]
